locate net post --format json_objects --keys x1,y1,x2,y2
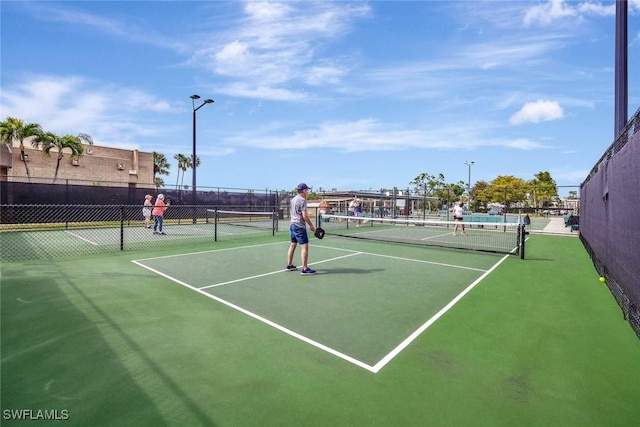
[
  {"x1": 214, "y1": 207, "x2": 218, "y2": 242},
  {"x1": 519, "y1": 223, "x2": 527, "y2": 259},
  {"x1": 272, "y1": 209, "x2": 277, "y2": 236}
]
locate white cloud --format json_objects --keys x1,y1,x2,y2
[
  {"x1": 244, "y1": 1, "x2": 291, "y2": 21},
  {"x1": 0, "y1": 74, "x2": 180, "y2": 147},
  {"x1": 510, "y1": 100, "x2": 564, "y2": 125},
  {"x1": 216, "y1": 82, "x2": 307, "y2": 101},
  {"x1": 523, "y1": 0, "x2": 615, "y2": 26},
  {"x1": 221, "y1": 118, "x2": 546, "y2": 153},
  {"x1": 503, "y1": 138, "x2": 546, "y2": 150},
  {"x1": 22, "y1": 2, "x2": 190, "y2": 52},
  {"x1": 196, "y1": 1, "x2": 371, "y2": 100}
]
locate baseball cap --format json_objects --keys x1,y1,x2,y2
[
  {"x1": 157, "y1": 194, "x2": 164, "y2": 199},
  {"x1": 296, "y1": 183, "x2": 310, "y2": 192}
]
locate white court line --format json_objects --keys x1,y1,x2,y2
[
  {"x1": 188, "y1": 226, "x2": 252, "y2": 236},
  {"x1": 199, "y1": 252, "x2": 362, "y2": 290},
  {"x1": 132, "y1": 256, "x2": 377, "y2": 373},
  {"x1": 420, "y1": 231, "x2": 454, "y2": 241},
  {"x1": 134, "y1": 241, "x2": 287, "y2": 262},
  {"x1": 64, "y1": 230, "x2": 99, "y2": 245},
  {"x1": 316, "y1": 244, "x2": 486, "y2": 272},
  {"x1": 371, "y1": 252, "x2": 512, "y2": 373},
  {"x1": 132, "y1": 241, "x2": 503, "y2": 373}
]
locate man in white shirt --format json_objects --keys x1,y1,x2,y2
[{"x1": 286, "y1": 183, "x2": 317, "y2": 275}]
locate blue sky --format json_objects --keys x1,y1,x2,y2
[{"x1": 1, "y1": 0, "x2": 639, "y2": 196}]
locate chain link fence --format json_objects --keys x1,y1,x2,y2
[{"x1": 0, "y1": 204, "x2": 280, "y2": 262}]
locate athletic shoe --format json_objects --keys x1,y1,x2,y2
[
  {"x1": 285, "y1": 265, "x2": 297, "y2": 271},
  {"x1": 300, "y1": 268, "x2": 316, "y2": 275}
]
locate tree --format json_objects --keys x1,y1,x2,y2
[
  {"x1": 32, "y1": 132, "x2": 84, "y2": 183},
  {"x1": 154, "y1": 176, "x2": 165, "y2": 189},
  {"x1": 410, "y1": 172, "x2": 446, "y2": 212},
  {"x1": 410, "y1": 173, "x2": 445, "y2": 196},
  {"x1": 486, "y1": 176, "x2": 529, "y2": 209},
  {"x1": 153, "y1": 152, "x2": 170, "y2": 186},
  {"x1": 0, "y1": 117, "x2": 43, "y2": 182},
  {"x1": 186, "y1": 155, "x2": 201, "y2": 190},
  {"x1": 470, "y1": 180, "x2": 490, "y2": 211},
  {"x1": 77, "y1": 133, "x2": 94, "y2": 146},
  {"x1": 528, "y1": 171, "x2": 558, "y2": 209},
  {"x1": 173, "y1": 153, "x2": 189, "y2": 190},
  {"x1": 435, "y1": 183, "x2": 464, "y2": 210}
]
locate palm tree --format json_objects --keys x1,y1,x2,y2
[
  {"x1": 182, "y1": 156, "x2": 192, "y2": 190},
  {"x1": 173, "y1": 153, "x2": 189, "y2": 190},
  {"x1": 32, "y1": 132, "x2": 84, "y2": 183},
  {"x1": 154, "y1": 176, "x2": 165, "y2": 189},
  {"x1": 77, "y1": 133, "x2": 93, "y2": 145},
  {"x1": 153, "y1": 152, "x2": 170, "y2": 186},
  {"x1": 0, "y1": 117, "x2": 43, "y2": 182},
  {"x1": 173, "y1": 153, "x2": 191, "y2": 189}
]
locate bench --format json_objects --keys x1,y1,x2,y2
[{"x1": 566, "y1": 215, "x2": 580, "y2": 232}]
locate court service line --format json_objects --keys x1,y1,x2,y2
[
  {"x1": 134, "y1": 241, "x2": 288, "y2": 262},
  {"x1": 64, "y1": 231, "x2": 99, "y2": 245},
  {"x1": 370, "y1": 252, "x2": 511, "y2": 373},
  {"x1": 419, "y1": 231, "x2": 455, "y2": 241},
  {"x1": 199, "y1": 252, "x2": 362, "y2": 290},
  {"x1": 131, "y1": 259, "x2": 377, "y2": 373},
  {"x1": 317, "y1": 245, "x2": 486, "y2": 272}
]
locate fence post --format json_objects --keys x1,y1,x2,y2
[{"x1": 120, "y1": 205, "x2": 125, "y2": 251}]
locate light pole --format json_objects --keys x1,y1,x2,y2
[
  {"x1": 190, "y1": 94, "x2": 214, "y2": 206},
  {"x1": 464, "y1": 160, "x2": 475, "y2": 209}
]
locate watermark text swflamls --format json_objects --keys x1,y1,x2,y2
[{"x1": 3, "y1": 409, "x2": 70, "y2": 421}]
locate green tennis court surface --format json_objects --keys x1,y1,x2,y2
[
  {"x1": 133, "y1": 240, "x2": 502, "y2": 371},
  {"x1": 2, "y1": 233, "x2": 639, "y2": 425}
]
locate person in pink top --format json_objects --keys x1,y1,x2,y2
[{"x1": 152, "y1": 194, "x2": 169, "y2": 235}]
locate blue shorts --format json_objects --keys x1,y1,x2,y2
[{"x1": 290, "y1": 224, "x2": 309, "y2": 244}]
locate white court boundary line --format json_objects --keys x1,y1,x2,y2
[
  {"x1": 132, "y1": 242, "x2": 505, "y2": 373},
  {"x1": 64, "y1": 230, "x2": 99, "y2": 245},
  {"x1": 132, "y1": 251, "x2": 374, "y2": 372},
  {"x1": 199, "y1": 252, "x2": 361, "y2": 290}
]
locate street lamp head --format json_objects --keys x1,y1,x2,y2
[
  {"x1": 190, "y1": 94, "x2": 201, "y2": 100},
  {"x1": 204, "y1": 99, "x2": 214, "y2": 104}
]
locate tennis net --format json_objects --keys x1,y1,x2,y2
[
  {"x1": 319, "y1": 214, "x2": 525, "y2": 256},
  {"x1": 207, "y1": 209, "x2": 278, "y2": 238}
]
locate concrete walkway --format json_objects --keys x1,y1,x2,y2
[{"x1": 539, "y1": 217, "x2": 579, "y2": 236}]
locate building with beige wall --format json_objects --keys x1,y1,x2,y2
[{"x1": 0, "y1": 137, "x2": 154, "y2": 188}]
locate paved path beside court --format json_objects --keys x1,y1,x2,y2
[{"x1": 542, "y1": 217, "x2": 578, "y2": 235}]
